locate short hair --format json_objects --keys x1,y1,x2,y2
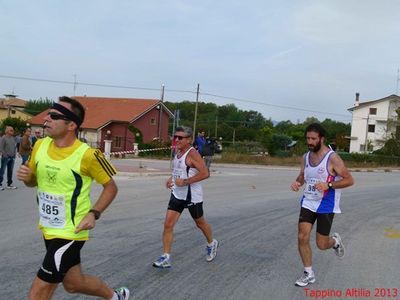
[
  {"x1": 305, "y1": 123, "x2": 326, "y2": 138},
  {"x1": 175, "y1": 126, "x2": 193, "y2": 137},
  {"x1": 59, "y1": 96, "x2": 85, "y2": 125}
]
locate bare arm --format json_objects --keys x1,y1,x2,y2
[
  {"x1": 315, "y1": 153, "x2": 354, "y2": 191},
  {"x1": 329, "y1": 153, "x2": 354, "y2": 189},
  {"x1": 17, "y1": 164, "x2": 37, "y2": 187},
  {"x1": 75, "y1": 178, "x2": 118, "y2": 233},
  {"x1": 175, "y1": 149, "x2": 209, "y2": 187}
]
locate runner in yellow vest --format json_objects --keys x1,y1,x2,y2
[{"x1": 17, "y1": 96, "x2": 129, "y2": 300}]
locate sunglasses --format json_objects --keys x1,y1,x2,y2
[
  {"x1": 174, "y1": 135, "x2": 189, "y2": 140},
  {"x1": 48, "y1": 111, "x2": 71, "y2": 121}
]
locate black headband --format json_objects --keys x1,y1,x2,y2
[{"x1": 51, "y1": 103, "x2": 83, "y2": 127}]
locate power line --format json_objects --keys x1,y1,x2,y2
[
  {"x1": 0, "y1": 74, "x2": 351, "y2": 119},
  {"x1": 201, "y1": 91, "x2": 351, "y2": 118}
]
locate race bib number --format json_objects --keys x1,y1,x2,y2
[
  {"x1": 172, "y1": 168, "x2": 183, "y2": 179},
  {"x1": 38, "y1": 191, "x2": 66, "y2": 228},
  {"x1": 304, "y1": 178, "x2": 323, "y2": 200}
]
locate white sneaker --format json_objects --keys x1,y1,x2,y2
[
  {"x1": 114, "y1": 287, "x2": 130, "y2": 300},
  {"x1": 6, "y1": 185, "x2": 17, "y2": 190},
  {"x1": 295, "y1": 271, "x2": 316, "y2": 287},
  {"x1": 332, "y1": 232, "x2": 345, "y2": 258},
  {"x1": 206, "y1": 239, "x2": 219, "y2": 262},
  {"x1": 0, "y1": 185, "x2": 4, "y2": 191},
  {"x1": 153, "y1": 254, "x2": 171, "y2": 268}
]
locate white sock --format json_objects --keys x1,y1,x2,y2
[
  {"x1": 332, "y1": 236, "x2": 339, "y2": 248},
  {"x1": 207, "y1": 240, "x2": 214, "y2": 247},
  {"x1": 304, "y1": 266, "x2": 313, "y2": 275},
  {"x1": 163, "y1": 253, "x2": 170, "y2": 258},
  {"x1": 111, "y1": 291, "x2": 119, "y2": 300}
]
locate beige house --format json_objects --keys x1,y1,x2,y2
[
  {"x1": 348, "y1": 93, "x2": 400, "y2": 153},
  {"x1": 0, "y1": 94, "x2": 32, "y2": 122}
]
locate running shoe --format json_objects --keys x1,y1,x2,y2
[
  {"x1": 152, "y1": 254, "x2": 171, "y2": 268},
  {"x1": 6, "y1": 185, "x2": 17, "y2": 189},
  {"x1": 295, "y1": 271, "x2": 316, "y2": 287},
  {"x1": 206, "y1": 239, "x2": 219, "y2": 262},
  {"x1": 332, "y1": 232, "x2": 345, "y2": 258},
  {"x1": 114, "y1": 287, "x2": 130, "y2": 300},
  {"x1": 0, "y1": 185, "x2": 4, "y2": 191}
]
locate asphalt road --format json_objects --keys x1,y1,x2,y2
[{"x1": 1, "y1": 161, "x2": 400, "y2": 300}]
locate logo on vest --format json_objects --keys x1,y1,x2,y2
[{"x1": 47, "y1": 170, "x2": 57, "y2": 184}]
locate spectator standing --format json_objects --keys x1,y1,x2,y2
[
  {"x1": 202, "y1": 137, "x2": 217, "y2": 170},
  {"x1": 193, "y1": 129, "x2": 206, "y2": 155},
  {"x1": 31, "y1": 129, "x2": 42, "y2": 147},
  {"x1": 19, "y1": 127, "x2": 32, "y2": 165},
  {"x1": 0, "y1": 126, "x2": 18, "y2": 190}
]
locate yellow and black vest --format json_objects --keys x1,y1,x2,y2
[{"x1": 35, "y1": 137, "x2": 92, "y2": 240}]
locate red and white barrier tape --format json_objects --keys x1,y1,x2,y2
[{"x1": 109, "y1": 146, "x2": 171, "y2": 156}]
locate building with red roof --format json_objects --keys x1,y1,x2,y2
[{"x1": 28, "y1": 96, "x2": 173, "y2": 152}]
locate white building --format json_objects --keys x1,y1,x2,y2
[{"x1": 348, "y1": 93, "x2": 400, "y2": 153}]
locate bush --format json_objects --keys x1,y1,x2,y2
[{"x1": 338, "y1": 151, "x2": 400, "y2": 166}]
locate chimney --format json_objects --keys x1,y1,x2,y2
[{"x1": 355, "y1": 92, "x2": 360, "y2": 107}]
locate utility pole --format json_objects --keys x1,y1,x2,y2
[
  {"x1": 158, "y1": 84, "x2": 165, "y2": 141},
  {"x1": 396, "y1": 68, "x2": 400, "y2": 95},
  {"x1": 73, "y1": 74, "x2": 77, "y2": 96},
  {"x1": 193, "y1": 83, "x2": 200, "y2": 140}
]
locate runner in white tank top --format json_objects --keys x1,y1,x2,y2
[
  {"x1": 172, "y1": 146, "x2": 203, "y2": 203},
  {"x1": 152, "y1": 126, "x2": 219, "y2": 269},
  {"x1": 300, "y1": 150, "x2": 342, "y2": 213},
  {"x1": 290, "y1": 123, "x2": 354, "y2": 287}
]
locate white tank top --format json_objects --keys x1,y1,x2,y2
[
  {"x1": 300, "y1": 150, "x2": 342, "y2": 213},
  {"x1": 171, "y1": 147, "x2": 203, "y2": 203}
]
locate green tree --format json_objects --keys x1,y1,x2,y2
[
  {"x1": 274, "y1": 120, "x2": 294, "y2": 134},
  {"x1": 0, "y1": 117, "x2": 29, "y2": 134},
  {"x1": 24, "y1": 98, "x2": 54, "y2": 116}
]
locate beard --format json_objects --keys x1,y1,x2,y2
[{"x1": 308, "y1": 140, "x2": 322, "y2": 152}]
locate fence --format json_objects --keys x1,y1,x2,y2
[{"x1": 108, "y1": 146, "x2": 172, "y2": 157}]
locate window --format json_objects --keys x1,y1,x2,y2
[
  {"x1": 115, "y1": 136, "x2": 123, "y2": 147},
  {"x1": 368, "y1": 124, "x2": 375, "y2": 133},
  {"x1": 369, "y1": 107, "x2": 377, "y2": 115},
  {"x1": 150, "y1": 118, "x2": 156, "y2": 125},
  {"x1": 11, "y1": 109, "x2": 16, "y2": 114},
  {"x1": 359, "y1": 144, "x2": 365, "y2": 152}
]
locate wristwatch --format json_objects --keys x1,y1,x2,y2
[
  {"x1": 183, "y1": 179, "x2": 189, "y2": 185},
  {"x1": 328, "y1": 182, "x2": 334, "y2": 190},
  {"x1": 89, "y1": 209, "x2": 101, "y2": 220}
]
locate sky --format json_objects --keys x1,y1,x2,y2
[{"x1": 1, "y1": 0, "x2": 400, "y2": 123}]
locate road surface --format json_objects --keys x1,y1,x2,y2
[{"x1": 1, "y1": 161, "x2": 399, "y2": 299}]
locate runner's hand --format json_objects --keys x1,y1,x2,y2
[
  {"x1": 291, "y1": 181, "x2": 302, "y2": 192},
  {"x1": 75, "y1": 214, "x2": 96, "y2": 233}
]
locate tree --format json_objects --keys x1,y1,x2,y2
[
  {"x1": 274, "y1": 120, "x2": 294, "y2": 134},
  {"x1": 0, "y1": 117, "x2": 29, "y2": 134},
  {"x1": 24, "y1": 98, "x2": 54, "y2": 116}
]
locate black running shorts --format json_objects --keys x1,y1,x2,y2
[
  {"x1": 168, "y1": 193, "x2": 204, "y2": 219},
  {"x1": 37, "y1": 238, "x2": 85, "y2": 283},
  {"x1": 299, "y1": 207, "x2": 335, "y2": 236}
]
